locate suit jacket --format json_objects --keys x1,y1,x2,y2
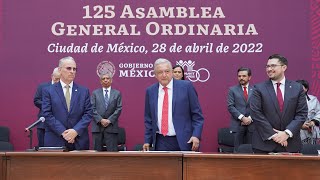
[
  {"x1": 42, "y1": 82, "x2": 93, "y2": 150},
  {"x1": 33, "y1": 82, "x2": 51, "y2": 129},
  {"x1": 227, "y1": 84, "x2": 254, "y2": 132},
  {"x1": 91, "y1": 88, "x2": 122, "y2": 133},
  {"x1": 144, "y1": 79, "x2": 204, "y2": 151},
  {"x1": 250, "y1": 79, "x2": 308, "y2": 152}
]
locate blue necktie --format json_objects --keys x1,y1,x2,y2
[{"x1": 105, "y1": 89, "x2": 109, "y2": 109}]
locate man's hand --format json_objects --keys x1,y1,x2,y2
[
  {"x1": 62, "y1": 129, "x2": 78, "y2": 143},
  {"x1": 241, "y1": 117, "x2": 252, "y2": 126},
  {"x1": 143, "y1": 143, "x2": 150, "y2": 151},
  {"x1": 100, "y1": 119, "x2": 111, "y2": 127},
  {"x1": 302, "y1": 122, "x2": 310, "y2": 130},
  {"x1": 272, "y1": 129, "x2": 289, "y2": 145},
  {"x1": 187, "y1": 136, "x2": 200, "y2": 151}
]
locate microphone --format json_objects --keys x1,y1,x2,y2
[{"x1": 25, "y1": 117, "x2": 45, "y2": 131}]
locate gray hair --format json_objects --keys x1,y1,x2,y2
[
  {"x1": 154, "y1": 58, "x2": 172, "y2": 71},
  {"x1": 58, "y1": 56, "x2": 75, "y2": 67},
  {"x1": 99, "y1": 71, "x2": 113, "y2": 79},
  {"x1": 52, "y1": 67, "x2": 60, "y2": 76}
]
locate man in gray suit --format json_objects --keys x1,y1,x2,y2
[
  {"x1": 250, "y1": 54, "x2": 308, "y2": 153},
  {"x1": 227, "y1": 67, "x2": 254, "y2": 152},
  {"x1": 91, "y1": 71, "x2": 122, "y2": 151}
]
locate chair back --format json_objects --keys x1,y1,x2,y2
[
  {"x1": 117, "y1": 127, "x2": 126, "y2": 151},
  {"x1": 217, "y1": 127, "x2": 234, "y2": 153},
  {"x1": 301, "y1": 144, "x2": 320, "y2": 155},
  {"x1": 0, "y1": 126, "x2": 10, "y2": 142}
]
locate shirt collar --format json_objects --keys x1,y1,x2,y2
[
  {"x1": 159, "y1": 78, "x2": 173, "y2": 90},
  {"x1": 103, "y1": 86, "x2": 111, "y2": 92},
  {"x1": 60, "y1": 80, "x2": 73, "y2": 89},
  {"x1": 271, "y1": 77, "x2": 286, "y2": 86},
  {"x1": 242, "y1": 83, "x2": 249, "y2": 89}
]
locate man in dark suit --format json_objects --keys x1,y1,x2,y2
[
  {"x1": 33, "y1": 67, "x2": 60, "y2": 147},
  {"x1": 42, "y1": 56, "x2": 93, "y2": 150},
  {"x1": 91, "y1": 72, "x2": 122, "y2": 151},
  {"x1": 250, "y1": 54, "x2": 308, "y2": 153},
  {"x1": 227, "y1": 67, "x2": 254, "y2": 152},
  {"x1": 143, "y1": 58, "x2": 204, "y2": 151}
]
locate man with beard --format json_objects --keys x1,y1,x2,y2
[
  {"x1": 227, "y1": 67, "x2": 254, "y2": 152},
  {"x1": 250, "y1": 54, "x2": 307, "y2": 153}
]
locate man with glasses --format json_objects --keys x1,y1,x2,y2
[
  {"x1": 250, "y1": 54, "x2": 307, "y2": 153},
  {"x1": 143, "y1": 58, "x2": 204, "y2": 151},
  {"x1": 42, "y1": 56, "x2": 93, "y2": 150},
  {"x1": 33, "y1": 67, "x2": 60, "y2": 147}
]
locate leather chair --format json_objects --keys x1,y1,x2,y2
[
  {"x1": 301, "y1": 144, "x2": 320, "y2": 155},
  {"x1": 217, "y1": 127, "x2": 234, "y2": 153},
  {"x1": 0, "y1": 126, "x2": 14, "y2": 151},
  {"x1": 117, "y1": 127, "x2": 126, "y2": 151}
]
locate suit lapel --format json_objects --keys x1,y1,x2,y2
[
  {"x1": 237, "y1": 85, "x2": 247, "y2": 102},
  {"x1": 248, "y1": 85, "x2": 253, "y2": 99},
  {"x1": 69, "y1": 83, "x2": 79, "y2": 113},
  {"x1": 266, "y1": 80, "x2": 281, "y2": 117},
  {"x1": 54, "y1": 82, "x2": 68, "y2": 112},
  {"x1": 172, "y1": 79, "x2": 177, "y2": 113},
  {"x1": 153, "y1": 84, "x2": 159, "y2": 121},
  {"x1": 97, "y1": 88, "x2": 105, "y2": 110},
  {"x1": 109, "y1": 89, "x2": 116, "y2": 103},
  {"x1": 282, "y1": 80, "x2": 292, "y2": 117}
]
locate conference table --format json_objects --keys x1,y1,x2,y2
[
  {"x1": 1, "y1": 152, "x2": 5, "y2": 180},
  {"x1": 5, "y1": 151, "x2": 182, "y2": 180},
  {"x1": 2, "y1": 152, "x2": 320, "y2": 179},
  {"x1": 183, "y1": 153, "x2": 320, "y2": 180}
]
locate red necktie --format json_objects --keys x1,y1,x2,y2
[
  {"x1": 276, "y1": 83, "x2": 284, "y2": 112},
  {"x1": 161, "y1": 87, "x2": 168, "y2": 136},
  {"x1": 243, "y1": 86, "x2": 248, "y2": 101}
]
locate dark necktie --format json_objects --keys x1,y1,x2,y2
[
  {"x1": 276, "y1": 83, "x2": 284, "y2": 112},
  {"x1": 162, "y1": 87, "x2": 168, "y2": 136},
  {"x1": 243, "y1": 86, "x2": 248, "y2": 101},
  {"x1": 105, "y1": 89, "x2": 109, "y2": 109}
]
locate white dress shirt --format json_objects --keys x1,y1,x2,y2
[
  {"x1": 103, "y1": 86, "x2": 111, "y2": 99},
  {"x1": 157, "y1": 79, "x2": 176, "y2": 136},
  {"x1": 60, "y1": 80, "x2": 73, "y2": 98},
  {"x1": 269, "y1": 77, "x2": 293, "y2": 138}
]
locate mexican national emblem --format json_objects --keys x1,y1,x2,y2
[{"x1": 96, "y1": 61, "x2": 116, "y2": 77}]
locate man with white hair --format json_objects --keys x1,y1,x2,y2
[
  {"x1": 33, "y1": 67, "x2": 60, "y2": 147},
  {"x1": 91, "y1": 71, "x2": 122, "y2": 151},
  {"x1": 42, "y1": 56, "x2": 93, "y2": 150},
  {"x1": 143, "y1": 58, "x2": 204, "y2": 151}
]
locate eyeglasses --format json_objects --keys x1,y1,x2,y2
[
  {"x1": 65, "y1": 67, "x2": 77, "y2": 71},
  {"x1": 265, "y1": 64, "x2": 283, "y2": 69}
]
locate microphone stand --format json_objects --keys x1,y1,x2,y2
[{"x1": 27, "y1": 129, "x2": 33, "y2": 150}]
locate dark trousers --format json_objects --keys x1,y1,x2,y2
[
  {"x1": 234, "y1": 125, "x2": 252, "y2": 152},
  {"x1": 253, "y1": 145, "x2": 287, "y2": 154},
  {"x1": 92, "y1": 132, "x2": 118, "y2": 151},
  {"x1": 155, "y1": 134, "x2": 180, "y2": 151},
  {"x1": 37, "y1": 128, "x2": 45, "y2": 147}
]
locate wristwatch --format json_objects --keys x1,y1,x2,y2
[{"x1": 284, "y1": 130, "x2": 290, "y2": 137}]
